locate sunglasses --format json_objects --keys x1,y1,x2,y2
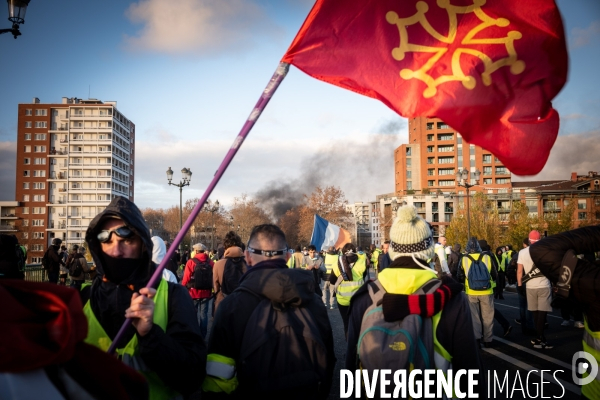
[
  {"x1": 247, "y1": 246, "x2": 288, "y2": 258},
  {"x1": 97, "y1": 226, "x2": 135, "y2": 243}
]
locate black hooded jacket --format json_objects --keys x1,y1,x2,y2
[{"x1": 83, "y1": 196, "x2": 206, "y2": 396}]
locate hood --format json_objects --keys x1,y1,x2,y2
[
  {"x1": 452, "y1": 244, "x2": 461, "y2": 253},
  {"x1": 151, "y1": 236, "x2": 166, "y2": 264},
  {"x1": 478, "y1": 239, "x2": 490, "y2": 252},
  {"x1": 85, "y1": 196, "x2": 153, "y2": 284},
  {"x1": 466, "y1": 237, "x2": 482, "y2": 254},
  {"x1": 224, "y1": 246, "x2": 244, "y2": 259},
  {"x1": 495, "y1": 246, "x2": 504, "y2": 255},
  {"x1": 240, "y1": 260, "x2": 316, "y2": 306}
]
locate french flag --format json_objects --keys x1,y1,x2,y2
[{"x1": 310, "y1": 214, "x2": 351, "y2": 251}]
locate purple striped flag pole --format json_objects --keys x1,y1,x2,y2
[{"x1": 108, "y1": 62, "x2": 290, "y2": 354}]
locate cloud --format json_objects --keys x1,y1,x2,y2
[
  {"x1": 123, "y1": 0, "x2": 281, "y2": 54},
  {"x1": 512, "y1": 131, "x2": 600, "y2": 181},
  {"x1": 0, "y1": 142, "x2": 16, "y2": 201},
  {"x1": 570, "y1": 20, "x2": 600, "y2": 49}
]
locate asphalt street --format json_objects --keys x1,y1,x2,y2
[{"x1": 326, "y1": 285, "x2": 586, "y2": 400}]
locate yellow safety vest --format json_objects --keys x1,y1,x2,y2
[
  {"x1": 461, "y1": 253, "x2": 494, "y2": 295},
  {"x1": 324, "y1": 253, "x2": 338, "y2": 275},
  {"x1": 83, "y1": 279, "x2": 181, "y2": 400},
  {"x1": 370, "y1": 249, "x2": 381, "y2": 270},
  {"x1": 334, "y1": 256, "x2": 367, "y2": 306},
  {"x1": 377, "y1": 268, "x2": 453, "y2": 373},
  {"x1": 494, "y1": 254, "x2": 505, "y2": 273},
  {"x1": 582, "y1": 318, "x2": 600, "y2": 399}
]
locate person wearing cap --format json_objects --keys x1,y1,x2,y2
[
  {"x1": 345, "y1": 205, "x2": 483, "y2": 393},
  {"x1": 458, "y1": 237, "x2": 497, "y2": 348},
  {"x1": 517, "y1": 230, "x2": 553, "y2": 349},
  {"x1": 83, "y1": 195, "x2": 206, "y2": 398},
  {"x1": 182, "y1": 242, "x2": 215, "y2": 338},
  {"x1": 69, "y1": 246, "x2": 91, "y2": 291}
]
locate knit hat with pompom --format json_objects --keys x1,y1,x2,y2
[{"x1": 388, "y1": 205, "x2": 435, "y2": 263}]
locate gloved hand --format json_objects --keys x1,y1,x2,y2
[{"x1": 517, "y1": 285, "x2": 526, "y2": 296}]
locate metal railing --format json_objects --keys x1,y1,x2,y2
[{"x1": 23, "y1": 262, "x2": 95, "y2": 283}]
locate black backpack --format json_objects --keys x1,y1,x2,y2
[
  {"x1": 237, "y1": 289, "x2": 329, "y2": 397},
  {"x1": 221, "y1": 257, "x2": 245, "y2": 296},
  {"x1": 68, "y1": 254, "x2": 83, "y2": 277},
  {"x1": 191, "y1": 258, "x2": 213, "y2": 290}
]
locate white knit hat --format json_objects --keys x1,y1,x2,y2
[{"x1": 388, "y1": 205, "x2": 435, "y2": 262}]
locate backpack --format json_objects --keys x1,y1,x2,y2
[
  {"x1": 237, "y1": 288, "x2": 329, "y2": 396},
  {"x1": 191, "y1": 258, "x2": 213, "y2": 290},
  {"x1": 68, "y1": 255, "x2": 83, "y2": 277},
  {"x1": 357, "y1": 279, "x2": 439, "y2": 375},
  {"x1": 41, "y1": 248, "x2": 50, "y2": 270},
  {"x1": 220, "y1": 257, "x2": 245, "y2": 296},
  {"x1": 466, "y1": 253, "x2": 492, "y2": 291}
]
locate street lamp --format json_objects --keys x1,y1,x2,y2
[
  {"x1": 456, "y1": 168, "x2": 481, "y2": 241},
  {"x1": 204, "y1": 199, "x2": 219, "y2": 251},
  {"x1": 166, "y1": 167, "x2": 192, "y2": 251},
  {"x1": 1, "y1": 0, "x2": 30, "y2": 39}
]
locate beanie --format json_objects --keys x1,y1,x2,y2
[{"x1": 388, "y1": 205, "x2": 435, "y2": 262}]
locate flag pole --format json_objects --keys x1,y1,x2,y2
[{"x1": 108, "y1": 62, "x2": 290, "y2": 354}]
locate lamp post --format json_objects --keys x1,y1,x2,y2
[
  {"x1": 204, "y1": 199, "x2": 219, "y2": 251},
  {"x1": 1, "y1": 0, "x2": 30, "y2": 38},
  {"x1": 166, "y1": 167, "x2": 192, "y2": 251},
  {"x1": 455, "y1": 168, "x2": 481, "y2": 241}
]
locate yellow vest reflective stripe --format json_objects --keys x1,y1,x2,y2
[
  {"x1": 462, "y1": 253, "x2": 494, "y2": 295},
  {"x1": 83, "y1": 279, "x2": 180, "y2": 400},
  {"x1": 324, "y1": 254, "x2": 338, "y2": 275},
  {"x1": 334, "y1": 256, "x2": 367, "y2": 306},
  {"x1": 494, "y1": 254, "x2": 505, "y2": 272},
  {"x1": 582, "y1": 318, "x2": 600, "y2": 399},
  {"x1": 377, "y1": 268, "x2": 452, "y2": 370},
  {"x1": 203, "y1": 353, "x2": 239, "y2": 394},
  {"x1": 371, "y1": 249, "x2": 381, "y2": 267}
]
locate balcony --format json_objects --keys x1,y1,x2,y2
[
  {"x1": 49, "y1": 149, "x2": 68, "y2": 156},
  {"x1": 543, "y1": 207, "x2": 561, "y2": 212},
  {"x1": 50, "y1": 222, "x2": 66, "y2": 229},
  {"x1": 50, "y1": 172, "x2": 66, "y2": 179},
  {"x1": 0, "y1": 224, "x2": 17, "y2": 231},
  {"x1": 58, "y1": 188, "x2": 67, "y2": 192}
]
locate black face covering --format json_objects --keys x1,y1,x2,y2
[{"x1": 101, "y1": 255, "x2": 140, "y2": 284}]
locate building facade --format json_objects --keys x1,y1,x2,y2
[
  {"x1": 14, "y1": 97, "x2": 135, "y2": 262},
  {"x1": 0, "y1": 201, "x2": 19, "y2": 234},
  {"x1": 395, "y1": 117, "x2": 512, "y2": 194}
]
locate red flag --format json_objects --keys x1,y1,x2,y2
[{"x1": 282, "y1": 0, "x2": 568, "y2": 175}]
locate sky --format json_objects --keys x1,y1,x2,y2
[{"x1": 0, "y1": 0, "x2": 598, "y2": 219}]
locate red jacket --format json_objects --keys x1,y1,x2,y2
[{"x1": 182, "y1": 252, "x2": 214, "y2": 299}]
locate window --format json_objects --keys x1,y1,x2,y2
[
  {"x1": 414, "y1": 202, "x2": 425, "y2": 210},
  {"x1": 483, "y1": 166, "x2": 492, "y2": 175},
  {"x1": 496, "y1": 178, "x2": 510, "y2": 184},
  {"x1": 34, "y1": 109, "x2": 48, "y2": 116},
  {"x1": 406, "y1": 147, "x2": 412, "y2": 156},
  {"x1": 25, "y1": 109, "x2": 32, "y2": 116},
  {"x1": 23, "y1": 182, "x2": 30, "y2": 190},
  {"x1": 427, "y1": 146, "x2": 434, "y2": 153},
  {"x1": 438, "y1": 168, "x2": 455, "y2": 175},
  {"x1": 428, "y1": 169, "x2": 435, "y2": 176},
  {"x1": 22, "y1": 219, "x2": 28, "y2": 226},
  {"x1": 495, "y1": 167, "x2": 508, "y2": 175},
  {"x1": 482, "y1": 154, "x2": 492, "y2": 164},
  {"x1": 25, "y1": 121, "x2": 32, "y2": 128},
  {"x1": 426, "y1": 122, "x2": 434, "y2": 130},
  {"x1": 407, "y1": 181, "x2": 412, "y2": 190},
  {"x1": 33, "y1": 232, "x2": 45, "y2": 239},
  {"x1": 32, "y1": 219, "x2": 44, "y2": 226},
  {"x1": 483, "y1": 178, "x2": 492, "y2": 184},
  {"x1": 33, "y1": 170, "x2": 46, "y2": 177},
  {"x1": 578, "y1": 212, "x2": 587, "y2": 220},
  {"x1": 34, "y1": 146, "x2": 46, "y2": 152},
  {"x1": 24, "y1": 158, "x2": 30, "y2": 165},
  {"x1": 34, "y1": 121, "x2": 47, "y2": 128},
  {"x1": 23, "y1": 170, "x2": 30, "y2": 177},
  {"x1": 22, "y1": 232, "x2": 28, "y2": 239},
  {"x1": 427, "y1": 157, "x2": 435, "y2": 164},
  {"x1": 22, "y1": 207, "x2": 29, "y2": 214},
  {"x1": 24, "y1": 145, "x2": 31, "y2": 152},
  {"x1": 495, "y1": 157, "x2": 501, "y2": 163},
  {"x1": 34, "y1": 133, "x2": 46, "y2": 140},
  {"x1": 438, "y1": 134, "x2": 454, "y2": 141},
  {"x1": 578, "y1": 200, "x2": 586, "y2": 210},
  {"x1": 469, "y1": 144, "x2": 475, "y2": 155},
  {"x1": 33, "y1": 195, "x2": 45, "y2": 202},
  {"x1": 439, "y1": 180, "x2": 455, "y2": 187},
  {"x1": 406, "y1": 170, "x2": 412, "y2": 178},
  {"x1": 24, "y1": 133, "x2": 31, "y2": 140},
  {"x1": 437, "y1": 122, "x2": 450, "y2": 129},
  {"x1": 427, "y1": 134, "x2": 434, "y2": 141},
  {"x1": 33, "y1": 182, "x2": 45, "y2": 189},
  {"x1": 428, "y1": 180, "x2": 435, "y2": 187},
  {"x1": 34, "y1": 158, "x2": 46, "y2": 165},
  {"x1": 470, "y1": 155, "x2": 475, "y2": 167},
  {"x1": 438, "y1": 145, "x2": 454, "y2": 152},
  {"x1": 438, "y1": 156, "x2": 455, "y2": 164},
  {"x1": 406, "y1": 158, "x2": 411, "y2": 167},
  {"x1": 23, "y1": 195, "x2": 30, "y2": 201},
  {"x1": 32, "y1": 207, "x2": 45, "y2": 214}
]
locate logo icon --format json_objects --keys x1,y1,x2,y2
[{"x1": 572, "y1": 351, "x2": 598, "y2": 386}]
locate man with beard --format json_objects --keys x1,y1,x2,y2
[{"x1": 82, "y1": 196, "x2": 206, "y2": 398}]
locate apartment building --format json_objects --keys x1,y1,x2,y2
[
  {"x1": 395, "y1": 117, "x2": 512, "y2": 194},
  {"x1": 0, "y1": 201, "x2": 19, "y2": 234},
  {"x1": 15, "y1": 97, "x2": 135, "y2": 262}
]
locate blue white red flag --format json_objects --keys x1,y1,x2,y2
[{"x1": 310, "y1": 214, "x2": 351, "y2": 251}]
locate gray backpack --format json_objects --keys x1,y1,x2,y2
[{"x1": 357, "y1": 279, "x2": 440, "y2": 373}]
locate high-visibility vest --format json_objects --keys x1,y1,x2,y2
[
  {"x1": 333, "y1": 256, "x2": 367, "y2": 306},
  {"x1": 377, "y1": 268, "x2": 453, "y2": 375},
  {"x1": 494, "y1": 254, "x2": 505, "y2": 272},
  {"x1": 461, "y1": 253, "x2": 494, "y2": 295},
  {"x1": 582, "y1": 319, "x2": 600, "y2": 399},
  {"x1": 324, "y1": 253, "x2": 338, "y2": 275},
  {"x1": 83, "y1": 279, "x2": 180, "y2": 400}
]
